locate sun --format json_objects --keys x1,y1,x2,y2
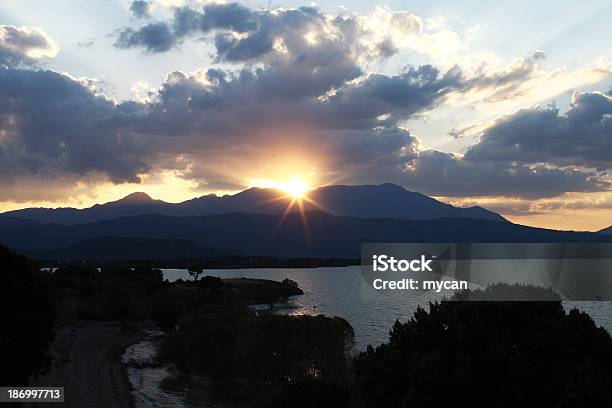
[
  {"x1": 248, "y1": 177, "x2": 311, "y2": 198},
  {"x1": 248, "y1": 176, "x2": 322, "y2": 234},
  {"x1": 279, "y1": 178, "x2": 309, "y2": 198}
]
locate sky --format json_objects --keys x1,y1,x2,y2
[{"x1": 0, "y1": 0, "x2": 611, "y2": 231}]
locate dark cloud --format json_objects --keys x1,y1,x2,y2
[
  {"x1": 399, "y1": 150, "x2": 609, "y2": 199},
  {"x1": 139, "y1": 62, "x2": 460, "y2": 141},
  {"x1": 113, "y1": 3, "x2": 404, "y2": 65},
  {"x1": 115, "y1": 22, "x2": 175, "y2": 52},
  {"x1": 130, "y1": 0, "x2": 152, "y2": 19},
  {"x1": 465, "y1": 91, "x2": 612, "y2": 170},
  {"x1": 0, "y1": 68, "x2": 150, "y2": 198},
  {"x1": 319, "y1": 66, "x2": 463, "y2": 129},
  {"x1": 0, "y1": 25, "x2": 58, "y2": 67},
  {"x1": 200, "y1": 2, "x2": 259, "y2": 33},
  {"x1": 114, "y1": 2, "x2": 261, "y2": 55}
]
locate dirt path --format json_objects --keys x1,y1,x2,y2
[{"x1": 26, "y1": 320, "x2": 153, "y2": 408}]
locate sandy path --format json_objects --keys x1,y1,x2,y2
[{"x1": 26, "y1": 320, "x2": 153, "y2": 408}]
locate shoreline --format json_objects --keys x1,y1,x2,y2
[{"x1": 36, "y1": 256, "x2": 360, "y2": 270}]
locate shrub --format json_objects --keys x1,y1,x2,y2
[
  {"x1": 0, "y1": 245, "x2": 56, "y2": 385},
  {"x1": 99, "y1": 277, "x2": 142, "y2": 320},
  {"x1": 353, "y1": 284, "x2": 612, "y2": 408}
]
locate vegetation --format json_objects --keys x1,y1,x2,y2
[
  {"x1": 52, "y1": 264, "x2": 164, "y2": 321},
  {"x1": 187, "y1": 266, "x2": 204, "y2": 281},
  {"x1": 0, "y1": 245, "x2": 56, "y2": 385},
  {"x1": 352, "y1": 285, "x2": 612, "y2": 408},
  {"x1": 39, "y1": 256, "x2": 360, "y2": 270},
  {"x1": 156, "y1": 293, "x2": 353, "y2": 404}
]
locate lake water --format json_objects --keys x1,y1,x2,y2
[{"x1": 162, "y1": 267, "x2": 612, "y2": 350}]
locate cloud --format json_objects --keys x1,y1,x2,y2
[
  {"x1": 0, "y1": 25, "x2": 59, "y2": 67},
  {"x1": 319, "y1": 66, "x2": 463, "y2": 129},
  {"x1": 115, "y1": 22, "x2": 175, "y2": 52},
  {"x1": 77, "y1": 38, "x2": 95, "y2": 48},
  {"x1": 448, "y1": 198, "x2": 538, "y2": 217},
  {"x1": 130, "y1": 0, "x2": 152, "y2": 19},
  {"x1": 113, "y1": 3, "x2": 422, "y2": 65},
  {"x1": 398, "y1": 150, "x2": 610, "y2": 199},
  {"x1": 112, "y1": 3, "x2": 552, "y2": 110},
  {"x1": 533, "y1": 194, "x2": 612, "y2": 211},
  {"x1": 463, "y1": 51, "x2": 548, "y2": 102},
  {"x1": 0, "y1": 69, "x2": 151, "y2": 200},
  {"x1": 465, "y1": 91, "x2": 612, "y2": 170}
]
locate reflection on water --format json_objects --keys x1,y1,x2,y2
[{"x1": 162, "y1": 267, "x2": 612, "y2": 350}]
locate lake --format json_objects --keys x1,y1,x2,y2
[{"x1": 162, "y1": 266, "x2": 612, "y2": 350}]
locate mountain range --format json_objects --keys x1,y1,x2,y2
[
  {"x1": 2, "y1": 211, "x2": 611, "y2": 260},
  {"x1": 2, "y1": 183, "x2": 610, "y2": 261},
  {"x1": 20, "y1": 236, "x2": 233, "y2": 262},
  {"x1": 1, "y1": 183, "x2": 506, "y2": 225}
]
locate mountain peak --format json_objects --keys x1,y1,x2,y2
[{"x1": 116, "y1": 192, "x2": 154, "y2": 204}]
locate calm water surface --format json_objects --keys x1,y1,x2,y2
[{"x1": 162, "y1": 267, "x2": 612, "y2": 350}]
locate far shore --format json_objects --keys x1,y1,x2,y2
[{"x1": 37, "y1": 255, "x2": 360, "y2": 270}]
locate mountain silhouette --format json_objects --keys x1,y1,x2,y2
[
  {"x1": 2, "y1": 212, "x2": 610, "y2": 259},
  {"x1": 19, "y1": 236, "x2": 234, "y2": 262},
  {"x1": 0, "y1": 184, "x2": 506, "y2": 225},
  {"x1": 599, "y1": 226, "x2": 612, "y2": 235}
]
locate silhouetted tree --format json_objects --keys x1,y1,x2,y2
[{"x1": 188, "y1": 266, "x2": 204, "y2": 281}]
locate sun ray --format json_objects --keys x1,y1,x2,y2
[
  {"x1": 276, "y1": 197, "x2": 298, "y2": 230},
  {"x1": 296, "y1": 196, "x2": 312, "y2": 248},
  {"x1": 250, "y1": 177, "x2": 329, "y2": 246}
]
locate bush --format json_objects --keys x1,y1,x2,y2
[
  {"x1": 252, "y1": 314, "x2": 353, "y2": 384},
  {"x1": 0, "y1": 245, "x2": 56, "y2": 385},
  {"x1": 156, "y1": 305, "x2": 354, "y2": 404},
  {"x1": 53, "y1": 265, "x2": 99, "y2": 295},
  {"x1": 197, "y1": 276, "x2": 224, "y2": 288},
  {"x1": 100, "y1": 265, "x2": 163, "y2": 289},
  {"x1": 251, "y1": 378, "x2": 351, "y2": 408},
  {"x1": 353, "y1": 284, "x2": 612, "y2": 408},
  {"x1": 99, "y1": 277, "x2": 142, "y2": 320},
  {"x1": 157, "y1": 302, "x2": 255, "y2": 375}
]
